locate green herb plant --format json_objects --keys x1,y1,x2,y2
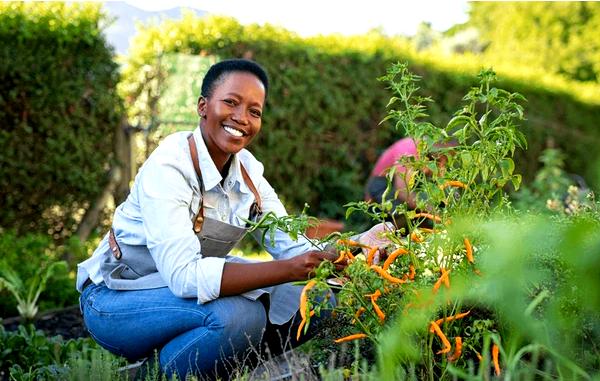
[{"x1": 0, "y1": 261, "x2": 67, "y2": 321}]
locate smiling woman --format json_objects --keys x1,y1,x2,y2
[{"x1": 76, "y1": 59, "x2": 346, "y2": 380}]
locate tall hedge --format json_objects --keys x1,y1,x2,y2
[
  {"x1": 121, "y1": 14, "x2": 600, "y2": 219},
  {"x1": 0, "y1": 2, "x2": 123, "y2": 238}
]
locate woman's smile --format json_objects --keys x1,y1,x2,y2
[{"x1": 222, "y1": 124, "x2": 247, "y2": 138}]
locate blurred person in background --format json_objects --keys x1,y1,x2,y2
[{"x1": 364, "y1": 137, "x2": 453, "y2": 227}]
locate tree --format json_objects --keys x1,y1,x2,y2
[{"x1": 468, "y1": 2, "x2": 600, "y2": 82}]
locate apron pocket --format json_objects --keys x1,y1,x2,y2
[{"x1": 199, "y1": 235, "x2": 238, "y2": 258}]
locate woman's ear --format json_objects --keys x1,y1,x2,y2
[{"x1": 197, "y1": 97, "x2": 207, "y2": 118}]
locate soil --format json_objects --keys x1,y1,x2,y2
[{"x1": 2, "y1": 305, "x2": 89, "y2": 340}]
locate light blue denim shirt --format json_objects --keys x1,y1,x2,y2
[{"x1": 77, "y1": 127, "x2": 316, "y2": 315}]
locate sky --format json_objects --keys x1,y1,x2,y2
[{"x1": 119, "y1": 0, "x2": 471, "y2": 37}]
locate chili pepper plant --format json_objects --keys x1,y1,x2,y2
[
  {"x1": 250, "y1": 63, "x2": 599, "y2": 380},
  {"x1": 301, "y1": 63, "x2": 528, "y2": 377}
]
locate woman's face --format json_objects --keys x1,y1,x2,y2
[{"x1": 198, "y1": 71, "x2": 265, "y2": 162}]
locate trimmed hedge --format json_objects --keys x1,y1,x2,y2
[
  {"x1": 121, "y1": 14, "x2": 600, "y2": 219},
  {"x1": 0, "y1": 2, "x2": 123, "y2": 237}
]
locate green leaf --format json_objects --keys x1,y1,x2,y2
[
  {"x1": 511, "y1": 174, "x2": 522, "y2": 190},
  {"x1": 500, "y1": 158, "x2": 515, "y2": 177},
  {"x1": 446, "y1": 115, "x2": 472, "y2": 133},
  {"x1": 460, "y1": 151, "x2": 472, "y2": 167}
]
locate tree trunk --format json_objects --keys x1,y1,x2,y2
[
  {"x1": 74, "y1": 167, "x2": 122, "y2": 242},
  {"x1": 114, "y1": 119, "x2": 133, "y2": 205}
]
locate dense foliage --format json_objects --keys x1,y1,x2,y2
[
  {"x1": 467, "y1": 2, "x2": 600, "y2": 83},
  {"x1": 121, "y1": 14, "x2": 600, "y2": 219},
  {"x1": 0, "y1": 2, "x2": 123, "y2": 238},
  {"x1": 288, "y1": 65, "x2": 600, "y2": 380}
]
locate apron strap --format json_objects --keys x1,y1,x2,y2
[
  {"x1": 187, "y1": 134, "x2": 263, "y2": 233},
  {"x1": 108, "y1": 227, "x2": 123, "y2": 259},
  {"x1": 240, "y1": 164, "x2": 263, "y2": 219},
  {"x1": 188, "y1": 134, "x2": 205, "y2": 233}
]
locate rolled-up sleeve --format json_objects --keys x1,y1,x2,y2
[{"x1": 137, "y1": 155, "x2": 225, "y2": 303}]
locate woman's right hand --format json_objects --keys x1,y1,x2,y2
[{"x1": 286, "y1": 249, "x2": 346, "y2": 281}]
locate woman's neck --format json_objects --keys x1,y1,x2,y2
[{"x1": 200, "y1": 125, "x2": 231, "y2": 174}]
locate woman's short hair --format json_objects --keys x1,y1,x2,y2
[{"x1": 201, "y1": 59, "x2": 269, "y2": 99}]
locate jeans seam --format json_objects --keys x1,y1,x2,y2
[
  {"x1": 87, "y1": 327, "x2": 123, "y2": 353},
  {"x1": 86, "y1": 305, "x2": 209, "y2": 321}
]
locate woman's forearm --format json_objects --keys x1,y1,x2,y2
[
  {"x1": 219, "y1": 260, "x2": 295, "y2": 296},
  {"x1": 219, "y1": 250, "x2": 343, "y2": 296}
]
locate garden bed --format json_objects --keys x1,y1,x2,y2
[{"x1": 2, "y1": 305, "x2": 88, "y2": 341}]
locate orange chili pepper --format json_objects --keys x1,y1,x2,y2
[
  {"x1": 464, "y1": 237, "x2": 474, "y2": 263},
  {"x1": 345, "y1": 250, "x2": 356, "y2": 261},
  {"x1": 296, "y1": 310, "x2": 315, "y2": 341},
  {"x1": 334, "y1": 333, "x2": 368, "y2": 343},
  {"x1": 429, "y1": 321, "x2": 452, "y2": 354},
  {"x1": 333, "y1": 250, "x2": 346, "y2": 264},
  {"x1": 299, "y1": 280, "x2": 316, "y2": 320},
  {"x1": 351, "y1": 307, "x2": 366, "y2": 324},
  {"x1": 382, "y1": 247, "x2": 408, "y2": 270},
  {"x1": 441, "y1": 268, "x2": 450, "y2": 288},
  {"x1": 430, "y1": 310, "x2": 471, "y2": 332},
  {"x1": 365, "y1": 289, "x2": 382, "y2": 299},
  {"x1": 447, "y1": 336, "x2": 463, "y2": 361},
  {"x1": 439, "y1": 180, "x2": 467, "y2": 190},
  {"x1": 408, "y1": 265, "x2": 415, "y2": 280},
  {"x1": 296, "y1": 319, "x2": 306, "y2": 341},
  {"x1": 365, "y1": 289, "x2": 385, "y2": 323},
  {"x1": 413, "y1": 212, "x2": 442, "y2": 223},
  {"x1": 366, "y1": 246, "x2": 379, "y2": 265},
  {"x1": 371, "y1": 296, "x2": 386, "y2": 323},
  {"x1": 337, "y1": 239, "x2": 369, "y2": 247},
  {"x1": 432, "y1": 268, "x2": 450, "y2": 293},
  {"x1": 371, "y1": 265, "x2": 407, "y2": 284},
  {"x1": 410, "y1": 232, "x2": 423, "y2": 243},
  {"x1": 492, "y1": 344, "x2": 501, "y2": 376}
]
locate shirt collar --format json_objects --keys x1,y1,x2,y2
[{"x1": 192, "y1": 127, "x2": 249, "y2": 194}]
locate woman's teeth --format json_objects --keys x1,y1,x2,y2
[{"x1": 223, "y1": 125, "x2": 243, "y2": 137}]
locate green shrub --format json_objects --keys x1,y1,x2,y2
[
  {"x1": 121, "y1": 14, "x2": 600, "y2": 221},
  {"x1": 0, "y1": 2, "x2": 123, "y2": 238}
]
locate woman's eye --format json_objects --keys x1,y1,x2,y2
[
  {"x1": 223, "y1": 99, "x2": 236, "y2": 106},
  {"x1": 250, "y1": 109, "x2": 262, "y2": 118}
]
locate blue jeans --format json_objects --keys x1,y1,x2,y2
[{"x1": 80, "y1": 283, "x2": 333, "y2": 379}]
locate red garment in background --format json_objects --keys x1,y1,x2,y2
[{"x1": 370, "y1": 137, "x2": 418, "y2": 177}]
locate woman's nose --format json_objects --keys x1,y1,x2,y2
[{"x1": 231, "y1": 107, "x2": 248, "y2": 125}]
